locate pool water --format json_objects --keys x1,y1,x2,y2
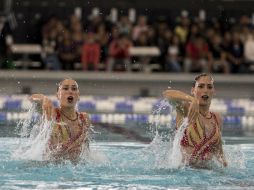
[{"x1": 0, "y1": 137, "x2": 254, "y2": 190}]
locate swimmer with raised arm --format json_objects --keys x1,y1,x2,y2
[
  {"x1": 29, "y1": 78, "x2": 90, "y2": 163},
  {"x1": 163, "y1": 73, "x2": 227, "y2": 168}
]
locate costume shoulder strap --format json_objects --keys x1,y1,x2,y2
[
  {"x1": 211, "y1": 112, "x2": 219, "y2": 126},
  {"x1": 79, "y1": 112, "x2": 90, "y2": 128},
  {"x1": 55, "y1": 108, "x2": 61, "y2": 122}
]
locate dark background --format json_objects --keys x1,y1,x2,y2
[{"x1": 1, "y1": 0, "x2": 253, "y2": 43}]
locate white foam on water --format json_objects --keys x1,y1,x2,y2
[
  {"x1": 12, "y1": 104, "x2": 53, "y2": 161},
  {"x1": 143, "y1": 118, "x2": 188, "y2": 169},
  {"x1": 224, "y1": 145, "x2": 246, "y2": 169},
  {"x1": 10, "y1": 98, "x2": 246, "y2": 171},
  {"x1": 140, "y1": 99, "x2": 187, "y2": 169},
  {"x1": 143, "y1": 98, "x2": 246, "y2": 170},
  {"x1": 11, "y1": 103, "x2": 109, "y2": 165}
]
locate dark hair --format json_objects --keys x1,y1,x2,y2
[{"x1": 192, "y1": 73, "x2": 214, "y2": 87}]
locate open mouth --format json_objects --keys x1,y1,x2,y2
[
  {"x1": 67, "y1": 96, "x2": 74, "y2": 103},
  {"x1": 201, "y1": 95, "x2": 209, "y2": 101}
]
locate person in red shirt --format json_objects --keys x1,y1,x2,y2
[
  {"x1": 81, "y1": 32, "x2": 100, "y2": 70},
  {"x1": 107, "y1": 33, "x2": 132, "y2": 72},
  {"x1": 184, "y1": 35, "x2": 211, "y2": 72}
]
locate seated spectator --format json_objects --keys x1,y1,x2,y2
[
  {"x1": 205, "y1": 28, "x2": 216, "y2": 48},
  {"x1": 70, "y1": 19, "x2": 85, "y2": 67},
  {"x1": 107, "y1": 33, "x2": 132, "y2": 72},
  {"x1": 0, "y1": 16, "x2": 13, "y2": 69},
  {"x1": 156, "y1": 26, "x2": 173, "y2": 71},
  {"x1": 147, "y1": 26, "x2": 156, "y2": 46},
  {"x1": 133, "y1": 31, "x2": 152, "y2": 71},
  {"x1": 174, "y1": 15, "x2": 190, "y2": 44},
  {"x1": 244, "y1": 30, "x2": 254, "y2": 72},
  {"x1": 118, "y1": 15, "x2": 132, "y2": 36},
  {"x1": 132, "y1": 15, "x2": 149, "y2": 41},
  {"x1": 81, "y1": 32, "x2": 100, "y2": 70},
  {"x1": 226, "y1": 32, "x2": 247, "y2": 73},
  {"x1": 97, "y1": 23, "x2": 110, "y2": 68},
  {"x1": 184, "y1": 35, "x2": 210, "y2": 72},
  {"x1": 42, "y1": 21, "x2": 63, "y2": 70},
  {"x1": 208, "y1": 34, "x2": 230, "y2": 74},
  {"x1": 186, "y1": 23, "x2": 201, "y2": 43},
  {"x1": 222, "y1": 31, "x2": 232, "y2": 50},
  {"x1": 57, "y1": 30, "x2": 76, "y2": 70},
  {"x1": 165, "y1": 34, "x2": 183, "y2": 72}
]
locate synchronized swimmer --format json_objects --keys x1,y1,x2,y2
[
  {"x1": 163, "y1": 73, "x2": 227, "y2": 168},
  {"x1": 29, "y1": 78, "x2": 90, "y2": 163},
  {"x1": 28, "y1": 74, "x2": 227, "y2": 168}
]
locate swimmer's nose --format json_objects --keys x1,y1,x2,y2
[
  {"x1": 203, "y1": 86, "x2": 209, "y2": 92},
  {"x1": 65, "y1": 91, "x2": 73, "y2": 96}
]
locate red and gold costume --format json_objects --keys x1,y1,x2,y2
[
  {"x1": 180, "y1": 112, "x2": 221, "y2": 165},
  {"x1": 48, "y1": 108, "x2": 90, "y2": 161}
]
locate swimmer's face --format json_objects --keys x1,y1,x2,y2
[
  {"x1": 191, "y1": 76, "x2": 215, "y2": 106},
  {"x1": 57, "y1": 79, "x2": 80, "y2": 107}
]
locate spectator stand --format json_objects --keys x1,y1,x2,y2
[
  {"x1": 129, "y1": 46, "x2": 161, "y2": 72},
  {"x1": 10, "y1": 44, "x2": 43, "y2": 69},
  {"x1": 74, "y1": 46, "x2": 161, "y2": 72}
]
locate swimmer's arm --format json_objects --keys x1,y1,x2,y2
[
  {"x1": 216, "y1": 139, "x2": 227, "y2": 167},
  {"x1": 29, "y1": 94, "x2": 45, "y2": 101},
  {"x1": 163, "y1": 90, "x2": 191, "y2": 113},
  {"x1": 163, "y1": 90, "x2": 199, "y2": 124},
  {"x1": 81, "y1": 112, "x2": 92, "y2": 127},
  {"x1": 163, "y1": 90, "x2": 194, "y2": 103},
  {"x1": 29, "y1": 94, "x2": 55, "y2": 120},
  {"x1": 81, "y1": 112, "x2": 90, "y2": 148},
  {"x1": 29, "y1": 94, "x2": 44, "y2": 113},
  {"x1": 215, "y1": 113, "x2": 228, "y2": 167},
  {"x1": 58, "y1": 133, "x2": 88, "y2": 155}
]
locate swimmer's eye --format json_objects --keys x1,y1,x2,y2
[
  {"x1": 72, "y1": 87, "x2": 78, "y2": 91},
  {"x1": 208, "y1": 85, "x2": 213, "y2": 89},
  {"x1": 62, "y1": 87, "x2": 68, "y2": 91}
]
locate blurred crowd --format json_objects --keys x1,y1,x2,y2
[{"x1": 1, "y1": 12, "x2": 254, "y2": 73}]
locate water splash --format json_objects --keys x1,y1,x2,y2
[
  {"x1": 144, "y1": 118, "x2": 188, "y2": 169},
  {"x1": 12, "y1": 103, "x2": 108, "y2": 165},
  {"x1": 141, "y1": 99, "x2": 187, "y2": 169},
  {"x1": 12, "y1": 104, "x2": 53, "y2": 161},
  {"x1": 144, "y1": 98, "x2": 246, "y2": 170},
  {"x1": 224, "y1": 145, "x2": 246, "y2": 169}
]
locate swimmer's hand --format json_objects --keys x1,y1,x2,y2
[
  {"x1": 217, "y1": 155, "x2": 228, "y2": 167},
  {"x1": 42, "y1": 96, "x2": 55, "y2": 121},
  {"x1": 216, "y1": 151, "x2": 228, "y2": 167},
  {"x1": 222, "y1": 160, "x2": 228, "y2": 167},
  {"x1": 29, "y1": 94, "x2": 55, "y2": 120},
  {"x1": 29, "y1": 94, "x2": 45, "y2": 102},
  {"x1": 187, "y1": 98, "x2": 199, "y2": 124}
]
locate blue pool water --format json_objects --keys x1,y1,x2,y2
[
  {"x1": 0, "y1": 96, "x2": 254, "y2": 189},
  {"x1": 0, "y1": 137, "x2": 254, "y2": 190}
]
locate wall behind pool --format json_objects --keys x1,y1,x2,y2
[{"x1": 0, "y1": 71, "x2": 253, "y2": 99}]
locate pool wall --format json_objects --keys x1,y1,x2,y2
[
  {"x1": 0, "y1": 71, "x2": 254, "y2": 99},
  {"x1": 0, "y1": 95, "x2": 253, "y2": 134},
  {"x1": 0, "y1": 71, "x2": 253, "y2": 135}
]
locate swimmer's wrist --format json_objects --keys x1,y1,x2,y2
[{"x1": 186, "y1": 95, "x2": 195, "y2": 102}]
